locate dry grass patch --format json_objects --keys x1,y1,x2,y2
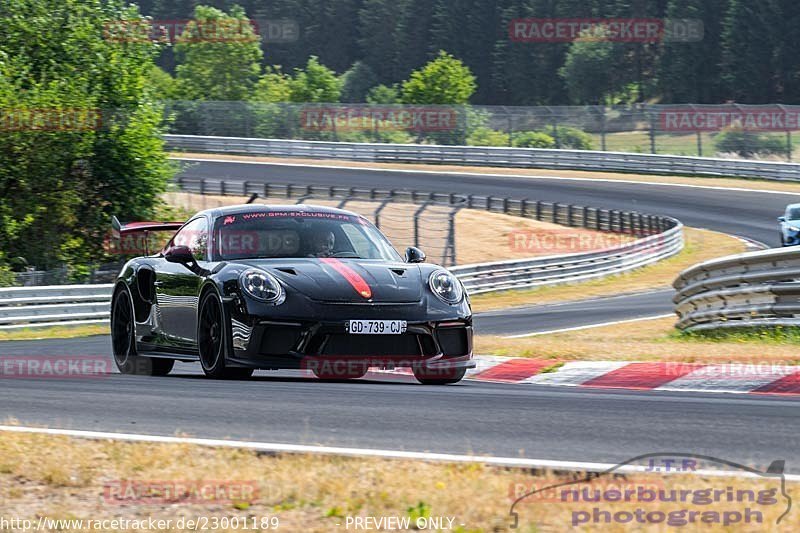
[
  {"x1": 172, "y1": 152, "x2": 800, "y2": 195},
  {"x1": 470, "y1": 228, "x2": 746, "y2": 313},
  {"x1": 0, "y1": 430, "x2": 795, "y2": 532},
  {"x1": 476, "y1": 317, "x2": 800, "y2": 364}
]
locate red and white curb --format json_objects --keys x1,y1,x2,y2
[{"x1": 376, "y1": 358, "x2": 800, "y2": 395}]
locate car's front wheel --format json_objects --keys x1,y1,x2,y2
[
  {"x1": 111, "y1": 286, "x2": 173, "y2": 376},
  {"x1": 198, "y1": 290, "x2": 254, "y2": 380},
  {"x1": 412, "y1": 365, "x2": 467, "y2": 385}
]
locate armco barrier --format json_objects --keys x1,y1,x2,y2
[
  {"x1": 164, "y1": 134, "x2": 800, "y2": 181},
  {"x1": 0, "y1": 284, "x2": 113, "y2": 330},
  {"x1": 674, "y1": 247, "x2": 800, "y2": 331},
  {"x1": 454, "y1": 224, "x2": 683, "y2": 295},
  {"x1": 0, "y1": 181, "x2": 684, "y2": 328}
]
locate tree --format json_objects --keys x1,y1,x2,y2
[
  {"x1": 174, "y1": 5, "x2": 263, "y2": 101},
  {"x1": 340, "y1": 61, "x2": 378, "y2": 103},
  {"x1": 401, "y1": 51, "x2": 477, "y2": 104},
  {"x1": 366, "y1": 84, "x2": 401, "y2": 104},
  {"x1": 289, "y1": 56, "x2": 342, "y2": 102},
  {"x1": 358, "y1": 0, "x2": 401, "y2": 83},
  {"x1": 148, "y1": 65, "x2": 179, "y2": 100},
  {"x1": 0, "y1": 0, "x2": 172, "y2": 272},
  {"x1": 658, "y1": 0, "x2": 727, "y2": 103},
  {"x1": 252, "y1": 67, "x2": 293, "y2": 103},
  {"x1": 559, "y1": 33, "x2": 619, "y2": 104},
  {"x1": 721, "y1": 0, "x2": 776, "y2": 102}
]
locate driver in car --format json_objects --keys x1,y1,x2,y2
[{"x1": 308, "y1": 230, "x2": 335, "y2": 258}]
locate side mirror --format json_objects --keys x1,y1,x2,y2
[
  {"x1": 164, "y1": 245, "x2": 194, "y2": 264},
  {"x1": 779, "y1": 216, "x2": 786, "y2": 222},
  {"x1": 405, "y1": 247, "x2": 426, "y2": 264}
]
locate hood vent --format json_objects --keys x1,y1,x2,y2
[{"x1": 276, "y1": 268, "x2": 297, "y2": 276}]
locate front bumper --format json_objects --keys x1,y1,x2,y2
[{"x1": 227, "y1": 317, "x2": 474, "y2": 370}]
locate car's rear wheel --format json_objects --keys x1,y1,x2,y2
[
  {"x1": 198, "y1": 290, "x2": 254, "y2": 380},
  {"x1": 111, "y1": 286, "x2": 173, "y2": 376},
  {"x1": 413, "y1": 365, "x2": 466, "y2": 385}
]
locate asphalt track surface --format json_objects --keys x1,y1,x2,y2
[
  {"x1": 177, "y1": 158, "x2": 799, "y2": 246},
  {"x1": 2, "y1": 335, "x2": 800, "y2": 472},
  {"x1": 3, "y1": 161, "x2": 799, "y2": 469},
  {"x1": 474, "y1": 289, "x2": 674, "y2": 336}
]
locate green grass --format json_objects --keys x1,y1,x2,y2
[
  {"x1": 0, "y1": 324, "x2": 107, "y2": 342},
  {"x1": 671, "y1": 325, "x2": 800, "y2": 346},
  {"x1": 590, "y1": 130, "x2": 799, "y2": 159}
]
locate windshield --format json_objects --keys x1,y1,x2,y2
[
  {"x1": 212, "y1": 210, "x2": 401, "y2": 262},
  {"x1": 787, "y1": 208, "x2": 800, "y2": 220}
]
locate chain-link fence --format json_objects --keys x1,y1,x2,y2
[{"x1": 162, "y1": 102, "x2": 800, "y2": 161}]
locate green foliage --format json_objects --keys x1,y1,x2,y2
[
  {"x1": 401, "y1": 51, "x2": 476, "y2": 105},
  {"x1": 289, "y1": 56, "x2": 342, "y2": 103},
  {"x1": 559, "y1": 33, "x2": 618, "y2": 105},
  {"x1": 366, "y1": 84, "x2": 401, "y2": 104},
  {"x1": 675, "y1": 325, "x2": 800, "y2": 345},
  {"x1": 406, "y1": 501, "x2": 431, "y2": 523},
  {"x1": 340, "y1": 61, "x2": 378, "y2": 103},
  {"x1": 550, "y1": 126, "x2": 594, "y2": 150},
  {"x1": 174, "y1": 5, "x2": 263, "y2": 101},
  {"x1": 0, "y1": 0, "x2": 173, "y2": 270},
  {"x1": 139, "y1": 0, "x2": 800, "y2": 105},
  {"x1": 466, "y1": 127, "x2": 509, "y2": 147},
  {"x1": 714, "y1": 129, "x2": 788, "y2": 158},
  {"x1": 251, "y1": 67, "x2": 293, "y2": 103},
  {"x1": 147, "y1": 65, "x2": 179, "y2": 100},
  {"x1": 511, "y1": 131, "x2": 556, "y2": 149},
  {"x1": 0, "y1": 252, "x2": 15, "y2": 287}
]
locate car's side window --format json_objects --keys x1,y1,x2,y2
[{"x1": 171, "y1": 217, "x2": 209, "y2": 261}]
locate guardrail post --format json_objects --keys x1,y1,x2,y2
[
  {"x1": 567, "y1": 204, "x2": 574, "y2": 226},
  {"x1": 552, "y1": 204, "x2": 559, "y2": 224},
  {"x1": 582, "y1": 206, "x2": 589, "y2": 228},
  {"x1": 413, "y1": 202, "x2": 430, "y2": 248},
  {"x1": 535, "y1": 201, "x2": 542, "y2": 221}
]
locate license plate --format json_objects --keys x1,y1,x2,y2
[{"x1": 347, "y1": 320, "x2": 407, "y2": 335}]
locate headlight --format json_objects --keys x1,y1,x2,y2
[
  {"x1": 239, "y1": 269, "x2": 284, "y2": 304},
  {"x1": 428, "y1": 269, "x2": 464, "y2": 304},
  {"x1": 789, "y1": 226, "x2": 800, "y2": 232}
]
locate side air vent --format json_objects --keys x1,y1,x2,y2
[
  {"x1": 390, "y1": 269, "x2": 407, "y2": 276},
  {"x1": 276, "y1": 268, "x2": 297, "y2": 275}
]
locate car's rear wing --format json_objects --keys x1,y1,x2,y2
[{"x1": 111, "y1": 216, "x2": 185, "y2": 256}]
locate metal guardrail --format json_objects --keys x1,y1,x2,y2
[
  {"x1": 165, "y1": 134, "x2": 800, "y2": 181},
  {"x1": 0, "y1": 180, "x2": 684, "y2": 328},
  {"x1": 454, "y1": 224, "x2": 683, "y2": 295},
  {"x1": 0, "y1": 285, "x2": 113, "y2": 330},
  {"x1": 673, "y1": 247, "x2": 800, "y2": 331}
]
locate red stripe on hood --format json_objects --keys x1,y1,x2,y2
[{"x1": 320, "y1": 258, "x2": 372, "y2": 299}]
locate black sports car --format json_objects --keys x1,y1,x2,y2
[{"x1": 110, "y1": 204, "x2": 474, "y2": 384}]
